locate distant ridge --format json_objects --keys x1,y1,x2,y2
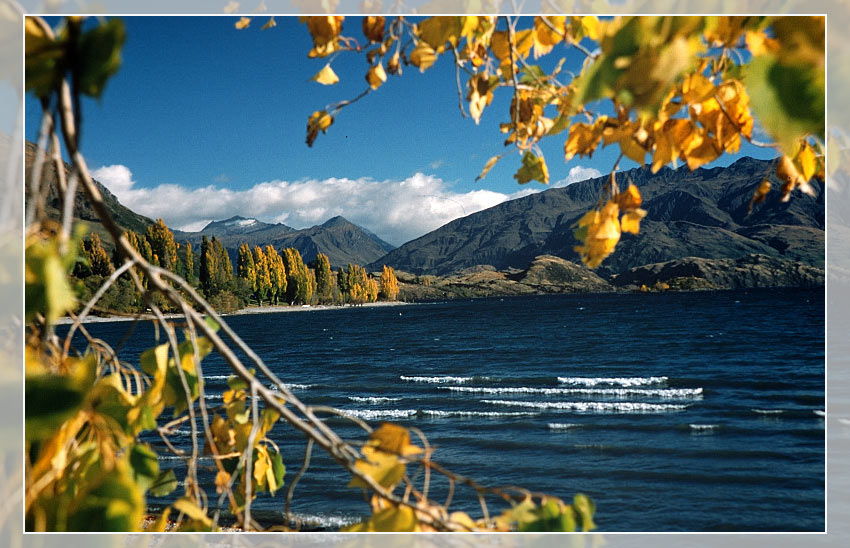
[
  {"x1": 173, "y1": 215, "x2": 394, "y2": 268},
  {"x1": 369, "y1": 157, "x2": 824, "y2": 277}
]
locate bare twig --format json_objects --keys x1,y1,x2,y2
[{"x1": 285, "y1": 438, "x2": 313, "y2": 525}]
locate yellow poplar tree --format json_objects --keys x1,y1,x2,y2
[
  {"x1": 253, "y1": 245, "x2": 271, "y2": 305},
  {"x1": 379, "y1": 265, "x2": 399, "y2": 301}
]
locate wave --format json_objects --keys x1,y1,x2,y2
[
  {"x1": 348, "y1": 396, "x2": 402, "y2": 403},
  {"x1": 269, "y1": 383, "x2": 315, "y2": 391},
  {"x1": 813, "y1": 410, "x2": 826, "y2": 417},
  {"x1": 557, "y1": 376, "x2": 669, "y2": 387},
  {"x1": 482, "y1": 399, "x2": 688, "y2": 413},
  {"x1": 400, "y1": 375, "x2": 475, "y2": 384},
  {"x1": 440, "y1": 386, "x2": 701, "y2": 398},
  {"x1": 288, "y1": 513, "x2": 360, "y2": 530},
  {"x1": 548, "y1": 423, "x2": 580, "y2": 430},
  {"x1": 753, "y1": 409, "x2": 785, "y2": 414},
  {"x1": 689, "y1": 424, "x2": 720, "y2": 431},
  {"x1": 340, "y1": 409, "x2": 418, "y2": 420},
  {"x1": 422, "y1": 410, "x2": 538, "y2": 418},
  {"x1": 204, "y1": 375, "x2": 231, "y2": 380},
  {"x1": 340, "y1": 408, "x2": 538, "y2": 420}
]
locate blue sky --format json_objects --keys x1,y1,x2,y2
[{"x1": 26, "y1": 16, "x2": 777, "y2": 246}]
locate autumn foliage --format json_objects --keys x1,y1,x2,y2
[{"x1": 236, "y1": 15, "x2": 825, "y2": 269}]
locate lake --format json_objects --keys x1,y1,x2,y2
[{"x1": 71, "y1": 289, "x2": 825, "y2": 532}]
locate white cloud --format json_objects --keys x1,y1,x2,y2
[
  {"x1": 553, "y1": 165, "x2": 602, "y2": 187},
  {"x1": 91, "y1": 164, "x2": 600, "y2": 246}
]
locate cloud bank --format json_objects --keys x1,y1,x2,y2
[{"x1": 91, "y1": 164, "x2": 601, "y2": 247}]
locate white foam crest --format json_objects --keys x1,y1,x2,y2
[
  {"x1": 814, "y1": 410, "x2": 826, "y2": 417},
  {"x1": 204, "y1": 375, "x2": 231, "y2": 380},
  {"x1": 290, "y1": 513, "x2": 359, "y2": 529},
  {"x1": 482, "y1": 399, "x2": 688, "y2": 413},
  {"x1": 422, "y1": 410, "x2": 537, "y2": 418},
  {"x1": 689, "y1": 424, "x2": 720, "y2": 431},
  {"x1": 557, "y1": 376, "x2": 668, "y2": 387},
  {"x1": 441, "y1": 386, "x2": 701, "y2": 398},
  {"x1": 348, "y1": 396, "x2": 402, "y2": 403},
  {"x1": 753, "y1": 409, "x2": 784, "y2": 414},
  {"x1": 341, "y1": 409, "x2": 418, "y2": 420},
  {"x1": 341, "y1": 408, "x2": 536, "y2": 420},
  {"x1": 269, "y1": 383, "x2": 314, "y2": 391},
  {"x1": 548, "y1": 423, "x2": 580, "y2": 430},
  {"x1": 400, "y1": 375, "x2": 474, "y2": 384}
]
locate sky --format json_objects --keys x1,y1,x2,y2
[{"x1": 25, "y1": 16, "x2": 778, "y2": 247}]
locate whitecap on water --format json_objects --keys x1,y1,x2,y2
[
  {"x1": 348, "y1": 396, "x2": 402, "y2": 403},
  {"x1": 482, "y1": 399, "x2": 688, "y2": 413},
  {"x1": 557, "y1": 376, "x2": 668, "y2": 387},
  {"x1": 441, "y1": 385, "x2": 701, "y2": 398}
]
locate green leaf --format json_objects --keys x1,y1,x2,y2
[
  {"x1": 76, "y1": 19, "x2": 126, "y2": 98},
  {"x1": 271, "y1": 449, "x2": 286, "y2": 494},
  {"x1": 25, "y1": 375, "x2": 85, "y2": 441},
  {"x1": 25, "y1": 354, "x2": 96, "y2": 441},
  {"x1": 514, "y1": 151, "x2": 550, "y2": 184},
  {"x1": 227, "y1": 374, "x2": 248, "y2": 391},
  {"x1": 149, "y1": 469, "x2": 178, "y2": 498},
  {"x1": 66, "y1": 463, "x2": 144, "y2": 532},
  {"x1": 573, "y1": 493, "x2": 596, "y2": 531},
  {"x1": 129, "y1": 444, "x2": 159, "y2": 492},
  {"x1": 746, "y1": 55, "x2": 825, "y2": 155},
  {"x1": 520, "y1": 64, "x2": 547, "y2": 85}
]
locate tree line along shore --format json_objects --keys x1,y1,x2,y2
[{"x1": 72, "y1": 218, "x2": 401, "y2": 317}]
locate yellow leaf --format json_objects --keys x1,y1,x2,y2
[
  {"x1": 306, "y1": 110, "x2": 334, "y2": 147},
  {"x1": 617, "y1": 184, "x2": 642, "y2": 210},
  {"x1": 234, "y1": 17, "x2": 251, "y2": 30},
  {"x1": 748, "y1": 179, "x2": 772, "y2": 212},
  {"x1": 261, "y1": 17, "x2": 276, "y2": 30},
  {"x1": 372, "y1": 505, "x2": 420, "y2": 532},
  {"x1": 305, "y1": 16, "x2": 344, "y2": 58},
  {"x1": 797, "y1": 143, "x2": 817, "y2": 181},
  {"x1": 253, "y1": 445, "x2": 269, "y2": 488},
  {"x1": 215, "y1": 470, "x2": 231, "y2": 494},
  {"x1": 620, "y1": 208, "x2": 647, "y2": 234},
  {"x1": 776, "y1": 154, "x2": 804, "y2": 185},
  {"x1": 418, "y1": 16, "x2": 462, "y2": 53},
  {"x1": 362, "y1": 16, "x2": 385, "y2": 43},
  {"x1": 410, "y1": 42, "x2": 437, "y2": 72},
  {"x1": 533, "y1": 16, "x2": 566, "y2": 57},
  {"x1": 582, "y1": 16, "x2": 599, "y2": 40},
  {"x1": 681, "y1": 73, "x2": 714, "y2": 104},
  {"x1": 387, "y1": 52, "x2": 401, "y2": 75},
  {"x1": 564, "y1": 121, "x2": 603, "y2": 161},
  {"x1": 369, "y1": 423, "x2": 422, "y2": 456},
  {"x1": 173, "y1": 497, "x2": 212, "y2": 527},
  {"x1": 476, "y1": 154, "x2": 503, "y2": 182},
  {"x1": 348, "y1": 446, "x2": 406, "y2": 489},
  {"x1": 366, "y1": 62, "x2": 387, "y2": 90}
]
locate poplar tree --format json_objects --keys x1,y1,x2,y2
[
  {"x1": 146, "y1": 218, "x2": 178, "y2": 271},
  {"x1": 182, "y1": 241, "x2": 194, "y2": 284},
  {"x1": 314, "y1": 253, "x2": 333, "y2": 304},
  {"x1": 265, "y1": 245, "x2": 286, "y2": 305},
  {"x1": 282, "y1": 247, "x2": 311, "y2": 305},
  {"x1": 253, "y1": 245, "x2": 271, "y2": 305},
  {"x1": 237, "y1": 243, "x2": 257, "y2": 295},
  {"x1": 379, "y1": 265, "x2": 399, "y2": 301}
]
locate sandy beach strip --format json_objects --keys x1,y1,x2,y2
[{"x1": 55, "y1": 300, "x2": 412, "y2": 325}]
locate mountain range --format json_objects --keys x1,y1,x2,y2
[
  {"x1": 369, "y1": 157, "x2": 824, "y2": 277},
  {"x1": 172, "y1": 215, "x2": 394, "y2": 268},
  {"x1": 26, "y1": 139, "x2": 823, "y2": 287}
]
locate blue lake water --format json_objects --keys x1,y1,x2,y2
[{"x1": 71, "y1": 289, "x2": 825, "y2": 532}]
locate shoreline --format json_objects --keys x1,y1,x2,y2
[{"x1": 55, "y1": 300, "x2": 412, "y2": 325}]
